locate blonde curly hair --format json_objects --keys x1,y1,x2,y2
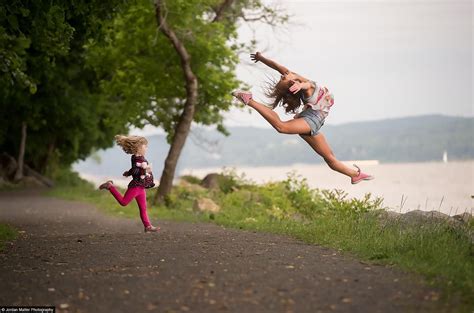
[{"x1": 115, "y1": 135, "x2": 148, "y2": 154}]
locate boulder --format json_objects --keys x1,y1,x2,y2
[
  {"x1": 370, "y1": 210, "x2": 402, "y2": 227},
  {"x1": 399, "y1": 210, "x2": 451, "y2": 224},
  {"x1": 452, "y1": 212, "x2": 473, "y2": 224},
  {"x1": 200, "y1": 173, "x2": 221, "y2": 190},
  {"x1": 179, "y1": 180, "x2": 206, "y2": 193},
  {"x1": 375, "y1": 210, "x2": 402, "y2": 221},
  {"x1": 0, "y1": 153, "x2": 17, "y2": 180},
  {"x1": 193, "y1": 197, "x2": 220, "y2": 213}
]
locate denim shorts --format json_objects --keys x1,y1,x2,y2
[{"x1": 298, "y1": 109, "x2": 325, "y2": 136}]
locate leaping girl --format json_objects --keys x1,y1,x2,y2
[{"x1": 232, "y1": 52, "x2": 374, "y2": 184}]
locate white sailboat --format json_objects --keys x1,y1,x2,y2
[{"x1": 442, "y1": 150, "x2": 448, "y2": 163}]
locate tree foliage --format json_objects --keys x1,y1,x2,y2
[
  {"x1": 85, "y1": 0, "x2": 287, "y2": 201},
  {"x1": 0, "y1": 0, "x2": 129, "y2": 175},
  {"x1": 86, "y1": 0, "x2": 249, "y2": 141}
]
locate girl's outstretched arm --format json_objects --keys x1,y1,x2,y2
[{"x1": 251, "y1": 52, "x2": 289, "y2": 75}]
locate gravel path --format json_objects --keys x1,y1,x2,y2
[{"x1": 0, "y1": 189, "x2": 448, "y2": 313}]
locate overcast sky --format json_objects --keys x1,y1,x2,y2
[
  {"x1": 223, "y1": 0, "x2": 473, "y2": 127},
  {"x1": 136, "y1": 0, "x2": 472, "y2": 134}
]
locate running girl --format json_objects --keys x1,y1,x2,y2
[
  {"x1": 99, "y1": 135, "x2": 159, "y2": 232},
  {"x1": 232, "y1": 52, "x2": 374, "y2": 184}
]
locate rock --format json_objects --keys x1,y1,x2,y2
[
  {"x1": 193, "y1": 198, "x2": 220, "y2": 213},
  {"x1": 452, "y1": 212, "x2": 473, "y2": 224},
  {"x1": 371, "y1": 209, "x2": 468, "y2": 229},
  {"x1": 365, "y1": 209, "x2": 401, "y2": 227},
  {"x1": 200, "y1": 173, "x2": 222, "y2": 190},
  {"x1": 179, "y1": 180, "x2": 206, "y2": 193},
  {"x1": 399, "y1": 210, "x2": 452, "y2": 225},
  {"x1": 374, "y1": 210, "x2": 402, "y2": 221},
  {"x1": 0, "y1": 153, "x2": 17, "y2": 180}
]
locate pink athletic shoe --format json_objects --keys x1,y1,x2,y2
[
  {"x1": 144, "y1": 225, "x2": 160, "y2": 233},
  {"x1": 98, "y1": 180, "x2": 113, "y2": 190},
  {"x1": 232, "y1": 90, "x2": 252, "y2": 105},
  {"x1": 351, "y1": 164, "x2": 374, "y2": 184}
]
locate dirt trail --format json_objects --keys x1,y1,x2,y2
[{"x1": 0, "y1": 189, "x2": 447, "y2": 313}]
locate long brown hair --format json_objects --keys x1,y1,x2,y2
[
  {"x1": 115, "y1": 135, "x2": 148, "y2": 154},
  {"x1": 264, "y1": 77, "x2": 303, "y2": 114}
]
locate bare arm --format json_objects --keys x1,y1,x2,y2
[
  {"x1": 289, "y1": 80, "x2": 314, "y2": 96},
  {"x1": 251, "y1": 52, "x2": 289, "y2": 75}
]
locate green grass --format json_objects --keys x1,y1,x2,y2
[
  {"x1": 0, "y1": 223, "x2": 18, "y2": 251},
  {"x1": 47, "y1": 172, "x2": 473, "y2": 312}
]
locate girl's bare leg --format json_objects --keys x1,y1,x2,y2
[
  {"x1": 300, "y1": 133, "x2": 358, "y2": 178},
  {"x1": 247, "y1": 99, "x2": 311, "y2": 134},
  {"x1": 247, "y1": 98, "x2": 357, "y2": 178}
]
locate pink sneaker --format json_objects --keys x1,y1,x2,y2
[
  {"x1": 144, "y1": 225, "x2": 160, "y2": 233},
  {"x1": 351, "y1": 164, "x2": 374, "y2": 184},
  {"x1": 99, "y1": 180, "x2": 113, "y2": 190},
  {"x1": 232, "y1": 90, "x2": 252, "y2": 105}
]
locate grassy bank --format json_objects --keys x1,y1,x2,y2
[
  {"x1": 0, "y1": 223, "x2": 18, "y2": 252},
  {"x1": 48, "y1": 171, "x2": 473, "y2": 311}
]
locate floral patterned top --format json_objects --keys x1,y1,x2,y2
[
  {"x1": 124, "y1": 155, "x2": 155, "y2": 189},
  {"x1": 300, "y1": 80, "x2": 335, "y2": 119}
]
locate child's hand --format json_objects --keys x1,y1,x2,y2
[
  {"x1": 146, "y1": 163, "x2": 153, "y2": 173},
  {"x1": 250, "y1": 52, "x2": 262, "y2": 63},
  {"x1": 289, "y1": 80, "x2": 302, "y2": 94},
  {"x1": 123, "y1": 171, "x2": 130, "y2": 177}
]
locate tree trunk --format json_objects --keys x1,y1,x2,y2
[
  {"x1": 13, "y1": 121, "x2": 27, "y2": 182},
  {"x1": 41, "y1": 139, "x2": 56, "y2": 174},
  {"x1": 153, "y1": 0, "x2": 199, "y2": 204}
]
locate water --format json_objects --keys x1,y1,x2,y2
[
  {"x1": 180, "y1": 161, "x2": 474, "y2": 215},
  {"x1": 80, "y1": 161, "x2": 473, "y2": 215}
]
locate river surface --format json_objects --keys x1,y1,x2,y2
[
  {"x1": 80, "y1": 161, "x2": 474, "y2": 215},
  {"x1": 181, "y1": 161, "x2": 473, "y2": 215}
]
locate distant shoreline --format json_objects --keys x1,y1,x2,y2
[{"x1": 79, "y1": 160, "x2": 473, "y2": 216}]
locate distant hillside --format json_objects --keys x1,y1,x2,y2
[{"x1": 74, "y1": 115, "x2": 474, "y2": 176}]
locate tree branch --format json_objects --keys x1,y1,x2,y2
[
  {"x1": 212, "y1": 0, "x2": 235, "y2": 22},
  {"x1": 154, "y1": 0, "x2": 197, "y2": 88}
]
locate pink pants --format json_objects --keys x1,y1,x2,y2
[{"x1": 109, "y1": 185, "x2": 151, "y2": 227}]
